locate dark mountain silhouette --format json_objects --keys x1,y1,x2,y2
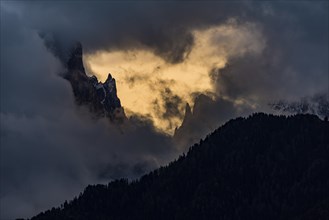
[
  {"x1": 173, "y1": 94, "x2": 251, "y2": 151},
  {"x1": 40, "y1": 34, "x2": 126, "y2": 122},
  {"x1": 23, "y1": 113, "x2": 329, "y2": 220},
  {"x1": 64, "y1": 42, "x2": 126, "y2": 122}
]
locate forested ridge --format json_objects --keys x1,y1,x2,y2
[{"x1": 26, "y1": 113, "x2": 329, "y2": 220}]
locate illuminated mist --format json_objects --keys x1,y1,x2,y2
[{"x1": 84, "y1": 21, "x2": 265, "y2": 134}]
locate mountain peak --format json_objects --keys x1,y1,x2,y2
[
  {"x1": 67, "y1": 42, "x2": 85, "y2": 72},
  {"x1": 182, "y1": 103, "x2": 192, "y2": 123},
  {"x1": 179, "y1": 103, "x2": 193, "y2": 128},
  {"x1": 185, "y1": 103, "x2": 192, "y2": 117},
  {"x1": 63, "y1": 43, "x2": 125, "y2": 122},
  {"x1": 106, "y1": 73, "x2": 113, "y2": 81}
]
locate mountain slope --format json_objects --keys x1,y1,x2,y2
[{"x1": 28, "y1": 113, "x2": 329, "y2": 220}]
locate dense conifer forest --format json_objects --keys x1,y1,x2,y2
[{"x1": 26, "y1": 113, "x2": 329, "y2": 220}]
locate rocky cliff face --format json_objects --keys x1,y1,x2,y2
[
  {"x1": 173, "y1": 94, "x2": 250, "y2": 151},
  {"x1": 173, "y1": 95, "x2": 219, "y2": 150},
  {"x1": 64, "y1": 42, "x2": 125, "y2": 122}
]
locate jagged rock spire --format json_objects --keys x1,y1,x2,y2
[
  {"x1": 63, "y1": 42, "x2": 125, "y2": 122},
  {"x1": 181, "y1": 103, "x2": 192, "y2": 126},
  {"x1": 185, "y1": 103, "x2": 192, "y2": 118},
  {"x1": 67, "y1": 42, "x2": 85, "y2": 72}
]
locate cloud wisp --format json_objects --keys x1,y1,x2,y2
[
  {"x1": 0, "y1": 1, "x2": 328, "y2": 219},
  {"x1": 0, "y1": 5, "x2": 177, "y2": 219},
  {"x1": 85, "y1": 20, "x2": 265, "y2": 133}
]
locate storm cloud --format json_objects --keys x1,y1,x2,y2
[
  {"x1": 4, "y1": 0, "x2": 327, "y2": 118},
  {"x1": 0, "y1": 5, "x2": 177, "y2": 219},
  {"x1": 1, "y1": 1, "x2": 328, "y2": 219},
  {"x1": 7, "y1": 1, "x2": 248, "y2": 63}
]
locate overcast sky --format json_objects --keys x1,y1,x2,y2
[{"x1": 1, "y1": 1, "x2": 328, "y2": 219}]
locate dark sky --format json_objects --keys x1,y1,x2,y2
[{"x1": 0, "y1": 1, "x2": 328, "y2": 219}]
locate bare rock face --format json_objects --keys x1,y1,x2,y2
[
  {"x1": 173, "y1": 94, "x2": 246, "y2": 151},
  {"x1": 173, "y1": 100, "x2": 210, "y2": 151},
  {"x1": 64, "y1": 42, "x2": 126, "y2": 122}
]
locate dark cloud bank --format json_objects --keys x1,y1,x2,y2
[
  {"x1": 1, "y1": 1, "x2": 328, "y2": 219},
  {"x1": 0, "y1": 5, "x2": 177, "y2": 219}
]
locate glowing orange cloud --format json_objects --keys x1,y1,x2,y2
[{"x1": 84, "y1": 21, "x2": 265, "y2": 134}]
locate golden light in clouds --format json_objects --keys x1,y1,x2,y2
[{"x1": 84, "y1": 22, "x2": 265, "y2": 134}]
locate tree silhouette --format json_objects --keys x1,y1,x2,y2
[{"x1": 26, "y1": 113, "x2": 329, "y2": 220}]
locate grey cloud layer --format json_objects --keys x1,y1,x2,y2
[
  {"x1": 10, "y1": 1, "x2": 248, "y2": 63},
  {"x1": 211, "y1": 2, "x2": 328, "y2": 102},
  {"x1": 9, "y1": 1, "x2": 328, "y2": 100},
  {"x1": 0, "y1": 6, "x2": 177, "y2": 219},
  {"x1": 1, "y1": 1, "x2": 328, "y2": 219}
]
